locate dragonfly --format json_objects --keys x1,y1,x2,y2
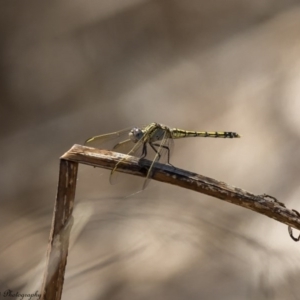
[{"x1": 84, "y1": 122, "x2": 240, "y2": 191}]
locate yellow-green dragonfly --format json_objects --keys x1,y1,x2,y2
[{"x1": 85, "y1": 122, "x2": 240, "y2": 190}]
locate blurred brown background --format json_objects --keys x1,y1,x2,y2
[{"x1": 1, "y1": 1, "x2": 300, "y2": 299}]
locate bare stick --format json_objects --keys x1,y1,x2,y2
[
  {"x1": 41, "y1": 144, "x2": 300, "y2": 300},
  {"x1": 63, "y1": 144, "x2": 300, "y2": 231},
  {"x1": 40, "y1": 159, "x2": 78, "y2": 300}
]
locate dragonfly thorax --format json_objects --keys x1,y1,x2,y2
[
  {"x1": 149, "y1": 127, "x2": 168, "y2": 142},
  {"x1": 129, "y1": 127, "x2": 144, "y2": 143}
]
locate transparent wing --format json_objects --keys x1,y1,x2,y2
[
  {"x1": 142, "y1": 132, "x2": 173, "y2": 190},
  {"x1": 84, "y1": 127, "x2": 132, "y2": 150},
  {"x1": 109, "y1": 133, "x2": 146, "y2": 185},
  {"x1": 85, "y1": 125, "x2": 174, "y2": 192}
]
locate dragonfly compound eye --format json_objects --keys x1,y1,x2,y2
[{"x1": 129, "y1": 127, "x2": 144, "y2": 143}]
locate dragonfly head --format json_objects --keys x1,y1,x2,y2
[{"x1": 129, "y1": 127, "x2": 144, "y2": 143}]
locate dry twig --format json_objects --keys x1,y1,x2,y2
[
  {"x1": 40, "y1": 144, "x2": 300, "y2": 300},
  {"x1": 65, "y1": 144, "x2": 300, "y2": 229}
]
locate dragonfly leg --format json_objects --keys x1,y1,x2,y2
[
  {"x1": 149, "y1": 143, "x2": 161, "y2": 160},
  {"x1": 152, "y1": 143, "x2": 173, "y2": 165},
  {"x1": 141, "y1": 142, "x2": 147, "y2": 158}
]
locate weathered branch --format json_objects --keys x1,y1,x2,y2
[
  {"x1": 41, "y1": 159, "x2": 78, "y2": 300},
  {"x1": 41, "y1": 143, "x2": 300, "y2": 300},
  {"x1": 63, "y1": 144, "x2": 300, "y2": 231}
]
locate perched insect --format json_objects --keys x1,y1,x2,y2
[{"x1": 85, "y1": 122, "x2": 240, "y2": 190}]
